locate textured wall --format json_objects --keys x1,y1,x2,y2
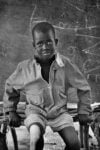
[{"x1": 0, "y1": 0, "x2": 100, "y2": 102}]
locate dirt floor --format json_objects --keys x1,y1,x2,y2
[
  {"x1": 6, "y1": 125, "x2": 100, "y2": 150},
  {"x1": 7, "y1": 126, "x2": 65, "y2": 150}
]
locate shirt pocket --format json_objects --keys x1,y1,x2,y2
[
  {"x1": 26, "y1": 90, "x2": 44, "y2": 107},
  {"x1": 59, "y1": 92, "x2": 67, "y2": 99},
  {"x1": 59, "y1": 89, "x2": 67, "y2": 104}
]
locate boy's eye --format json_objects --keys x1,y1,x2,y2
[
  {"x1": 37, "y1": 42, "x2": 43, "y2": 47},
  {"x1": 36, "y1": 41, "x2": 53, "y2": 48},
  {"x1": 47, "y1": 41, "x2": 53, "y2": 45}
]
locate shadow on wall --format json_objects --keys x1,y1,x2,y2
[{"x1": 0, "y1": 1, "x2": 34, "y2": 100}]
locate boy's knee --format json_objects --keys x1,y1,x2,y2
[
  {"x1": 59, "y1": 126, "x2": 80, "y2": 150},
  {"x1": 30, "y1": 124, "x2": 41, "y2": 143}
]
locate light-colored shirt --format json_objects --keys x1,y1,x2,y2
[{"x1": 3, "y1": 53, "x2": 92, "y2": 119}]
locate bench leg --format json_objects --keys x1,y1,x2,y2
[
  {"x1": 80, "y1": 124, "x2": 89, "y2": 150},
  {"x1": 10, "y1": 127, "x2": 19, "y2": 150}
]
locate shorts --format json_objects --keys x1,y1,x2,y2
[{"x1": 24, "y1": 112, "x2": 74, "y2": 134}]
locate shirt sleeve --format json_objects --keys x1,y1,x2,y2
[
  {"x1": 66, "y1": 60, "x2": 92, "y2": 115},
  {"x1": 3, "y1": 63, "x2": 24, "y2": 113}
]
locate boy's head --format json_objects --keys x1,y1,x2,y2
[
  {"x1": 32, "y1": 22, "x2": 58, "y2": 61},
  {"x1": 32, "y1": 21, "x2": 55, "y2": 40}
]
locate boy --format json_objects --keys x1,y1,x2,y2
[{"x1": 3, "y1": 22, "x2": 92, "y2": 150}]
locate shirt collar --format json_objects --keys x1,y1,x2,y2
[
  {"x1": 55, "y1": 53, "x2": 64, "y2": 67},
  {"x1": 33, "y1": 52, "x2": 65, "y2": 69}
]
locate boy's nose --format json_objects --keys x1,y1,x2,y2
[{"x1": 42, "y1": 43, "x2": 47, "y2": 49}]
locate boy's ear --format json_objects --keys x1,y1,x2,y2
[{"x1": 55, "y1": 38, "x2": 58, "y2": 45}]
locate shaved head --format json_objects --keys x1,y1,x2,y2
[{"x1": 32, "y1": 22, "x2": 55, "y2": 40}]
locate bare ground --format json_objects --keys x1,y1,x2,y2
[{"x1": 6, "y1": 126, "x2": 65, "y2": 150}]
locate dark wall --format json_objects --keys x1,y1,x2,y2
[{"x1": 0, "y1": 0, "x2": 100, "y2": 102}]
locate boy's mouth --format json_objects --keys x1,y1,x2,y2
[
  {"x1": 41, "y1": 50, "x2": 52, "y2": 56},
  {"x1": 42, "y1": 52, "x2": 51, "y2": 55}
]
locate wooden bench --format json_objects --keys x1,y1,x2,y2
[{"x1": 0, "y1": 102, "x2": 94, "y2": 150}]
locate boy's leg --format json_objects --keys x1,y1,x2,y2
[
  {"x1": 24, "y1": 114, "x2": 46, "y2": 150},
  {"x1": 58, "y1": 126, "x2": 80, "y2": 150},
  {"x1": 36, "y1": 133, "x2": 44, "y2": 150},
  {"x1": 30, "y1": 124, "x2": 44, "y2": 150}
]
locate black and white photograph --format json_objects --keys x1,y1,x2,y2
[{"x1": 0, "y1": 0, "x2": 100, "y2": 150}]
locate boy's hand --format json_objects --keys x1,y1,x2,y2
[
  {"x1": 78, "y1": 114, "x2": 92, "y2": 125},
  {"x1": 9, "y1": 111, "x2": 21, "y2": 127}
]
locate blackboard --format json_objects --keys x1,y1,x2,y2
[{"x1": 0, "y1": 0, "x2": 100, "y2": 102}]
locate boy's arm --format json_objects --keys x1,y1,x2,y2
[
  {"x1": 66, "y1": 61, "x2": 92, "y2": 115},
  {"x1": 77, "y1": 89, "x2": 92, "y2": 115},
  {"x1": 3, "y1": 63, "x2": 24, "y2": 114}
]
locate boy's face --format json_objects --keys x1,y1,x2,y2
[{"x1": 33, "y1": 30, "x2": 58, "y2": 61}]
